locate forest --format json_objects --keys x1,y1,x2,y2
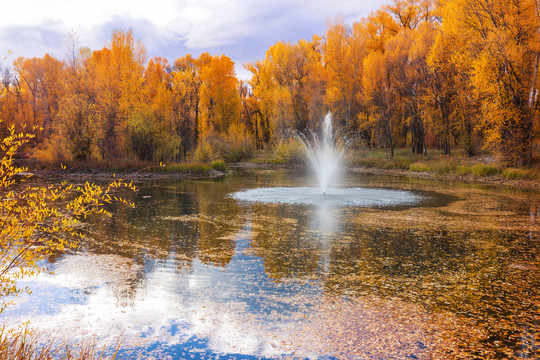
[{"x1": 0, "y1": 0, "x2": 539, "y2": 167}]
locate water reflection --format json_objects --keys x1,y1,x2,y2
[{"x1": 1, "y1": 172, "x2": 539, "y2": 359}]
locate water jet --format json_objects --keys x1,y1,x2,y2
[{"x1": 297, "y1": 112, "x2": 342, "y2": 194}]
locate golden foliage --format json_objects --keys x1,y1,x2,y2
[
  {"x1": 0, "y1": 0, "x2": 539, "y2": 165},
  {"x1": 0, "y1": 126, "x2": 135, "y2": 312}
]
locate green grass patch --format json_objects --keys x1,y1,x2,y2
[
  {"x1": 503, "y1": 167, "x2": 528, "y2": 179},
  {"x1": 380, "y1": 158, "x2": 411, "y2": 169},
  {"x1": 471, "y1": 163, "x2": 499, "y2": 176},
  {"x1": 431, "y1": 162, "x2": 455, "y2": 174},
  {"x1": 502, "y1": 167, "x2": 540, "y2": 180},
  {"x1": 409, "y1": 162, "x2": 430, "y2": 172},
  {"x1": 456, "y1": 165, "x2": 472, "y2": 175},
  {"x1": 146, "y1": 163, "x2": 211, "y2": 174}
]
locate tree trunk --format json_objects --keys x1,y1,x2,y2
[{"x1": 439, "y1": 97, "x2": 451, "y2": 155}]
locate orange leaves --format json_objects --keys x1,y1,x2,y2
[
  {"x1": 440, "y1": 0, "x2": 540, "y2": 163},
  {"x1": 198, "y1": 54, "x2": 241, "y2": 138}
]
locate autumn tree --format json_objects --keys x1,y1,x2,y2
[
  {"x1": 55, "y1": 94, "x2": 104, "y2": 161},
  {"x1": 248, "y1": 37, "x2": 326, "y2": 141},
  {"x1": 0, "y1": 66, "x2": 21, "y2": 137},
  {"x1": 423, "y1": 27, "x2": 461, "y2": 155},
  {"x1": 13, "y1": 55, "x2": 65, "y2": 137},
  {"x1": 362, "y1": 50, "x2": 398, "y2": 158},
  {"x1": 360, "y1": 8, "x2": 402, "y2": 158},
  {"x1": 171, "y1": 54, "x2": 202, "y2": 159},
  {"x1": 87, "y1": 29, "x2": 146, "y2": 158},
  {"x1": 125, "y1": 56, "x2": 181, "y2": 162},
  {"x1": 323, "y1": 17, "x2": 365, "y2": 129},
  {"x1": 198, "y1": 54, "x2": 241, "y2": 140},
  {"x1": 442, "y1": 0, "x2": 540, "y2": 164},
  {"x1": 244, "y1": 61, "x2": 272, "y2": 148}
]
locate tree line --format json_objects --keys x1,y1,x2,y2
[{"x1": 0, "y1": 0, "x2": 539, "y2": 165}]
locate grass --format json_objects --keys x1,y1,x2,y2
[
  {"x1": 471, "y1": 163, "x2": 499, "y2": 176},
  {"x1": 210, "y1": 159, "x2": 228, "y2": 171},
  {"x1": 345, "y1": 148, "x2": 540, "y2": 181},
  {"x1": 502, "y1": 167, "x2": 540, "y2": 180},
  {"x1": 145, "y1": 163, "x2": 212, "y2": 175},
  {"x1": 409, "y1": 162, "x2": 430, "y2": 172},
  {"x1": 0, "y1": 326, "x2": 119, "y2": 360},
  {"x1": 27, "y1": 157, "x2": 230, "y2": 176}
]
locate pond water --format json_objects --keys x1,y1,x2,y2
[{"x1": 2, "y1": 170, "x2": 540, "y2": 359}]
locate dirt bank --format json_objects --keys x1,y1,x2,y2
[{"x1": 27, "y1": 169, "x2": 226, "y2": 183}]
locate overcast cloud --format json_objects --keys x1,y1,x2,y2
[{"x1": 2, "y1": 0, "x2": 389, "y2": 79}]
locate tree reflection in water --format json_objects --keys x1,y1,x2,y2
[{"x1": 1, "y1": 173, "x2": 539, "y2": 359}]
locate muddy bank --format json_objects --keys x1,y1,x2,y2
[{"x1": 27, "y1": 169, "x2": 226, "y2": 183}]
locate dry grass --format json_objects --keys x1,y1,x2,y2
[
  {"x1": 0, "y1": 326, "x2": 119, "y2": 360},
  {"x1": 347, "y1": 148, "x2": 540, "y2": 180}
]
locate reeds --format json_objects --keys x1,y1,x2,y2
[{"x1": 0, "y1": 326, "x2": 119, "y2": 360}]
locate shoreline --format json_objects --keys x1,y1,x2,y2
[
  {"x1": 22, "y1": 163, "x2": 539, "y2": 190},
  {"x1": 231, "y1": 162, "x2": 540, "y2": 191},
  {"x1": 348, "y1": 166, "x2": 540, "y2": 190},
  {"x1": 28, "y1": 168, "x2": 227, "y2": 183}
]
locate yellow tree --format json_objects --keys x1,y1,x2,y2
[
  {"x1": 423, "y1": 26, "x2": 462, "y2": 155},
  {"x1": 363, "y1": 9, "x2": 400, "y2": 52},
  {"x1": 323, "y1": 17, "x2": 366, "y2": 128},
  {"x1": 198, "y1": 54, "x2": 241, "y2": 140},
  {"x1": 129, "y1": 56, "x2": 180, "y2": 161},
  {"x1": 249, "y1": 37, "x2": 325, "y2": 136},
  {"x1": 264, "y1": 41, "x2": 303, "y2": 131},
  {"x1": 171, "y1": 54, "x2": 202, "y2": 159},
  {"x1": 442, "y1": 0, "x2": 540, "y2": 164},
  {"x1": 386, "y1": 0, "x2": 437, "y2": 30},
  {"x1": 363, "y1": 50, "x2": 397, "y2": 158},
  {"x1": 13, "y1": 55, "x2": 65, "y2": 138},
  {"x1": 87, "y1": 29, "x2": 146, "y2": 158},
  {"x1": 0, "y1": 66, "x2": 22, "y2": 137},
  {"x1": 384, "y1": 0, "x2": 438, "y2": 154},
  {"x1": 244, "y1": 60, "x2": 273, "y2": 147},
  {"x1": 360, "y1": 7, "x2": 401, "y2": 157}
]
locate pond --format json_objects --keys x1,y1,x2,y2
[{"x1": 1, "y1": 170, "x2": 539, "y2": 359}]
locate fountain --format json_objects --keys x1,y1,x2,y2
[
  {"x1": 298, "y1": 112, "x2": 342, "y2": 194},
  {"x1": 232, "y1": 113, "x2": 426, "y2": 208}
]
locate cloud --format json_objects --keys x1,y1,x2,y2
[{"x1": 0, "y1": 0, "x2": 389, "y2": 74}]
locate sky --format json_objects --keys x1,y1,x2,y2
[{"x1": 1, "y1": 0, "x2": 390, "y2": 79}]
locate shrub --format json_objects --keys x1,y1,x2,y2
[
  {"x1": 272, "y1": 140, "x2": 305, "y2": 165},
  {"x1": 375, "y1": 158, "x2": 410, "y2": 169},
  {"x1": 432, "y1": 163, "x2": 454, "y2": 174},
  {"x1": 222, "y1": 144, "x2": 253, "y2": 162},
  {"x1": 194, "y1": 142, "x2": 214, "y2": 163},
  {"x1": 33, "y1": 134, "x2": 73, "y2": 165},
  {"x1": 211, "y1": 159, "x2": 228, "y2": 171}
]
